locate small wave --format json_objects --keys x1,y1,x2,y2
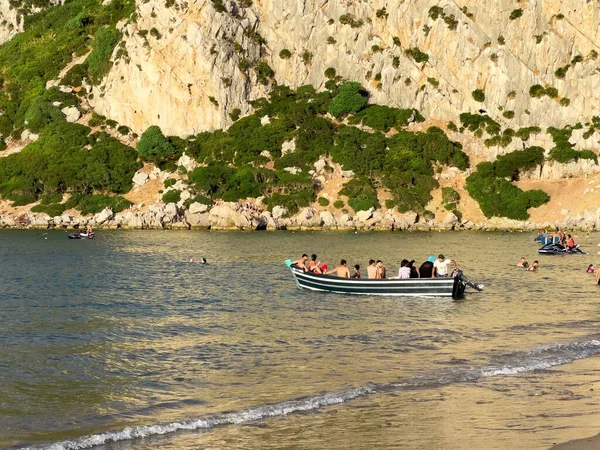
[{"x1": 25, "y1": 338, "x2": 600, "y2": 450}]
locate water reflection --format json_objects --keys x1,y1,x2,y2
[{"x1": 0, "y1": 230, "x2": 599, "y2": 449}]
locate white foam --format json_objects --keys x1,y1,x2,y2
[
  {"x1": 24, "y1": 338, "x2": 600, "y2": 450},
  {"x1": 27, "y1": 387, "x2": 374, "y2": 450}
]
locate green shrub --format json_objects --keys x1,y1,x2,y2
[
  {"x1": 229, "y1": 108, "x2": 241, "y2": 121},
  {"x1": 404, "y1": 47, "x2": 429, "y2": 63},
  {"x1": 324, "y1": 67, "x2": 336, "y2": 79},
  {"x1": 61, "y1": 63, "x2": 88, "y2": 87},
  {"x1": 560, "y1": 97, "x2": 570, "y2": 107},
  {"x1": 86, "y1": 27, "x2": 120, "y2": 85},
  {"x1": 509, "y1": 9, "x2": 523, "y2": 20},
  {"x1": 162, "y1": 189, "x2": 181, "y2": 203},
  {"x1": 24, "y1": 99, "x2": 65, "y2": 133},
  {"x1": 348, "y1": 105, "x2": 418, "y2": 131},
  {"x1": 333, "y1": 200, "x2": 344, "y2": 209},
  {"x1": 472, "y1": 89, "x2": 485, "y2": 102},
  {"x1": 441, "y1": 186, "x2": 460, "y2": 204},
  {"x1": 328, "y1": 82, "x2": 368, "y2": 118},
  {"x1": 555, "y1": 65, "x2": 569, "y2": 79},
  {"x1": 502, "y1": 110, "x2": 515, "y2": 119},
  {"x1": 339, "y1": 14, "x2": 363, "y2": 28},
  {"x1": 301, "y1": 50, "x2": 313, "y2": 65},
  {"x1": 69, "y1": 194, "x2": 132, "y2": 214},
  {"x1": 279, "y1": 49, "x2": 292, "y2": 59},
  {"x1": 31, "y1": 202, "x2": 66, "y2": 216},
  {"x1": 466, "y1": 162, "x2": 549, "y2": 220},
  {"x1": 137, "y1": 125, "x2": 178, "y2": 164},
  {"x1": 494, "y1": 146, "x2": 544, "y2": 180},
  {"x1": 447, "y1": 121, "x2": 458, "y2": 132},
  {"x1": 318, "y1": 196, "x2": 330, "y2": 206}
]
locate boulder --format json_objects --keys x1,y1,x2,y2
[
  {"x1": 442, "y1": 212, "x2": 459, "y2": 226},
  {"x1": 320, "y1": 211, "x2": 337, "y2": 228},
  {"x1": 187, "y1": 212, "x2": 211, "y2": 228},
  {"x1": 180, "y1": 190, "x2": 192, "y2": 202},
  {"x1": 20, "y1": 129, "x2": 39, "y2": 142},
  {"x1": 95, "y1": 207, "x2": 114, "y2": 224},
  {"x1": 188, "y1": 202, "x2": 209, "y2": 214},
  {"x1": 403, "y1": 212, "x2": 419, "y2": 225},
  {"x1": 132, "y1": 171, "x2": 149, "y2": 186},
  {"x1": 314, "y1": 158, "x2": 327, "y2": 174},
  {"x1": 58, "y1": 86, "x2": 73, "y2": 93},
  {"x1": 260, "y1": 115, "x2": 271, "y2": 125},
  {"x1": 177, "y1": 153, "x2": 198, "y2": 172},
  {"x1": 355, "y1": 207, "x2": 374, "y2": 222},
  {"x1": 281, "y1": 139, "x2": 296, "y2": 155},
  {"x1": 341, "y1": 170, "x2": 355, "y2": 178},
  {"x1": 283, "y1": 166, "x2": 301, "y2": 175},
  {"x1": 209, "y1": 203, "x2": 249, "y2": 228},
  {"x1": 272, "y1": 205, "x2": 288, "y2": 219},
  {"x1": 61, "y1": 106, "x2": 81, "y2": 123}
]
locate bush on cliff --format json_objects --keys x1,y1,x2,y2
[
  {"x1": 0, "y1": 122, "x2": 140, "y2": 204},
  {"x1": 466, "y1": 161, "x2": 549, "y2": 220},
  {"x1": 339, "y1": 178, "x2": 380, "y2": 212},
  {"x1": 0, "y1": 0, "x2": 134, "y2": 136},
  {"x1": 493, "y1": 146, "x2": 545, "y2": 180},
  {"x1": 348, "y1": 105, "x2": 423, "y2": 131},
  {"x1": 137, "y1": 126, "x2": 178, "y2": 165},
  {"x1": 328, "y1": 82, "x2": 368, "y2": 118}
]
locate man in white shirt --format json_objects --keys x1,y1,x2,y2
[{"x1": 433, "y1": 254, "x2": 451, "y2": 278}]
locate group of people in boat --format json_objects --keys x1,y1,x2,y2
[
  {"x1": 535, "y1": 228, "x2": 577, "y2": 250},
  {"x1": 293, "y1": 254, "x2": 458, "y2": 279}
]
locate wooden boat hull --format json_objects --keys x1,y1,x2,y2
[{"x1": 289, "y1": 265, "x2": 466, "y2": 299}]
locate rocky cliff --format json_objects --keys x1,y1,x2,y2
[{"x1": 91, "y1": 0, "x2": 600, "y2": 139}]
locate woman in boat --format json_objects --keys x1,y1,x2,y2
[
  {"x1": 408, "y1": 260, "x2": 419, "y2": 278},
  {"x1": 390, "y1": 259, "x2": 411, "y2": 279},
  {"x1": 308, "y1": 254, "x2": 320, "y2": 272},
  {"x1": 352, "y1": 264, "x2": 361, "y2": 279}
]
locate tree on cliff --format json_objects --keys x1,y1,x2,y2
[
  {"x1": 137, "y1": 126, "x2": 177, "y2": 164},
  {"x1": 328, "y1": 82, "x2": 368, "y2": 118}
]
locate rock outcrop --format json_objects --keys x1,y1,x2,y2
[{"x1": 90, "y1": 0, "x2": 600, "y2": 146}]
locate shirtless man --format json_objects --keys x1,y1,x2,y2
[
  {"x1": 376, "y1": 260, "x2": 386, "y2": 279},
  {"x1": 326, "y1": 259, "x2": 350, "y2": 278},
  {"x1": 516, "y1": 257, "x2": 529, "y2": 268},
  {"x1": 293, "y1": 254, "x2": 309, "y2": 270},
  {"x1": 527, "y1": 260, "x2": 540, "y2": 272},
  {"x1": 367, "y1": 259, "x2": 377, "y2": 279}
]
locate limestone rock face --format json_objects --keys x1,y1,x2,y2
[{"x1": 91, "y1": 0, "x2": 600, "y2": 144}]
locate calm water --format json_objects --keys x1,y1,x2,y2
[{"x1": 1, "y1": 230, "x2": 600, "y2": 450}]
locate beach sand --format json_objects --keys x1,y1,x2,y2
[{"x1": 551, "y1": 433, "x2": 600, "y2": 450}]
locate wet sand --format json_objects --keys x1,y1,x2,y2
[{"x1": 552, "y1": 433, "x2": 600, "y2": 450}]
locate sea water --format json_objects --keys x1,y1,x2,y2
[{"x1": 1, "y1": 230, "x2": 600, "y2": 450}]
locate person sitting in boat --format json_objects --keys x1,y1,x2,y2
[
  {"x1": 534, "y1": 229, "x2": 548, "y2": 244},
  {"x1": 516, "y1": 257, "x2": 529, "y2": 268},
  {"x1": 408, "y1": 260, "x2": 419, "y2": 278},
  {"x1": 390, "y1": 259, "x2": 411, "y2": 279},
  {"x1": 375, "y1": 260, "x2": 386, "y2": 279},
  {"x1": 566, "y1": 234, "x2": 576, "y2": 251},
  {"x1": 352, "y1": 264, "x2": 361, "y2": 279},
  {"x1": 308, "y1": 254, "x2": 320, "y2": 272},
  {"x1": 418, "y1": 256, "x2": 435, "y2": 279},
  {"x1": 319, "y1": 264, "x2": 328, "y2": 274},
  {"x1": 586, "y1": 264, "x2": 595, "y2": 273},
  {"x1": 527, "y1": 260, "x2": 540, "y2": 272},
  {"x1": 293, "y1": 254, "x2": 309, "y2": 270},
  {"x1": 367, "y1": 259, "x2": 377, "y2": 279},
  {"x1": 433, "y1": 254, "x2": 451, "y2": 278},
  {"x1": 326, "y1": 259, "x2": 350, "y2": 278}
]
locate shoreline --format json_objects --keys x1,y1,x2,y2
[
  {"x1": 551, "y1": 432, "x2": 600, "y2": 450},
  {"x1": 1, "y1": 200, "x2": 599, "y2": 232}
]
